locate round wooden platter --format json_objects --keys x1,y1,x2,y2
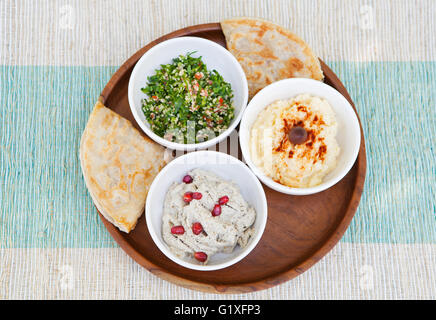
[{"x1": 97, "y1": 23, "x2": 366, "y2": 293}]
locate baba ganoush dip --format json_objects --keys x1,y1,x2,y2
[
  {"x1": 162, "y1": 169, "x2": 256, "y2": 264},
  {"x1": 250, "y1": 94, "x2": 340, "y2": 188}
]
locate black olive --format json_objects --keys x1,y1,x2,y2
[{"x1": 288, "y1": 126, "x2": 308, "y2": 145}]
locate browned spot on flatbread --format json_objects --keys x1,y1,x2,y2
[
  {"x1": 247, "y1": 70, "x2": 262, "y2": 81},
  {"x1": 252, "y1": 60, "x2": 265, "y2": 66},
  {"x1": 256, "y1": 23, "x2": 269, "y2": 37},
  {"x1": 279, "y1": 57, "x2": 304, "y2": 78},
  {"x1": 85, "y1": 136, "x2": 94, "y2": 150},
  {"x1": 250, "y1": 88, "x2": 262, "y2": 97},
  {"x1": 256, "y1": 46, "x2": 278, "y2": 60},
  {"x1": 113, "y1": 216, "x2": 134, "y2": 230},
  {"x1": 231, "y1": 32, "x2": 244, "y2": 42},
  {"x1": 275, "y1": 26, "x2": 308, "y2": 49},
  {"x1": 102, "y1": 113, "x2": 113, "y2": 127},
  {"x1": 119, "y1": 181, "x2": 128, "y2": 191}
]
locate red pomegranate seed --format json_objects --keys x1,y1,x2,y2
[
  {"x1": 171, "y1": 226, "x2": 185, "y2": 235},
  {"x1": 183, "y1": 192, "x2": 193, "y2": 203},
  {"x1": 211, "y1": 204, "x2": 222, "y2": 216},
  {"x1": 218, "y1": 195, "x2": 229, "y2": 205},
  {"x1": 192, "y1": 192, "x2": 202, "y2": 200},
  {"x1": 194, "y1": 252, "x2": 208, "y2": 262},
  {"x1": 182, "y1": 175, "x2": 193, "y2": 184},
  {"x1": 194, "y1": 72, "x2": 203, "y2": 80},
  {"x1": 192, "y1": 222, "x2": 203, "y2": 235}
]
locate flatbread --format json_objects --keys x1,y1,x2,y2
[
  {"x1": 220, "y1": 17, "x2": 324, "y2": 99},
  {"x1": 80, "y1": 101, "x2": 167, "y2": 233}
]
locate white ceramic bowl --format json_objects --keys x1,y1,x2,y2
[
  {"x1": 239, "y1": 78, "x2": 361, "y2": 196},
  {"x1": 145, "y1": 151, "x2": 267, "y2": 271},
  {"x1": 128, "y1": 37, "x2": 248, "y2": 151}
]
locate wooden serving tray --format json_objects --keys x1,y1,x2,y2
[{"x1": 98, "y1": 23, "x2": 366, "y2": 293}]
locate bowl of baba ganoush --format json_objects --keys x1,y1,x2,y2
[
  {"x1": 145, "y1": 151, "x2": 267, "y2": 271},
  {"x1": 128, "y1": 37, "x2": 248, "y2": 151},
  {"x1": 240, "y1": 78, "x2": 361, "y2": 196}
]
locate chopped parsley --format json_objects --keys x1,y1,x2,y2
[{"x1": 141, "y1": 52, "x2": 234, "y2": 144}]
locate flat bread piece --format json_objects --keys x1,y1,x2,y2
[
  {"x1": 220, "y1": 17, "x2": 324, "y2": 99},
  {"x1": 80, "y1": 101, "x2": 167, "y2": 233}
]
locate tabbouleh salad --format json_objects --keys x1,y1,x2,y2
[{"x1": 141, "y1": 52, "x2": 234, "y2": 144}]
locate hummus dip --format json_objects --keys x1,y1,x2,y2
[
  {"x1": 250, "y1": 94, "x2": 340, "y2": 188},
  {"x1": 162, "y1": 169, "x2": 256, "y2": 264}
]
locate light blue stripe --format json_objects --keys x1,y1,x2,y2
[
  {"x1": 329, "y1": 62, "x2": 436, "y2": 243},
  {"x1": 0, "y1": 63, "x2": 435, "y2": 248},
  {"x1": 0, "y1": 66, "x2": 118, "y2": 248}
]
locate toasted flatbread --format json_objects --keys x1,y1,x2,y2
[
  {"x1": 220, "y1": 17, "x2": 324, "y2": 99},
  {"x1": 80, "y1": 101, "x2": 167, "y2": 233}
]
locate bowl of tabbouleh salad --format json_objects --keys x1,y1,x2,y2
[{"x1": 128, "y1": 37, "x2": 248, "y2": 151}]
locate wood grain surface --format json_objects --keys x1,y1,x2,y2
[{"x1": 97, "y1": 23, "x2": 367, "y2": 294}]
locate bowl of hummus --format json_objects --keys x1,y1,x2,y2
[
  {"x1": 145, "y1": 151, "x2": 267, "y2": 271},
  {"x1": 240, "y1": 78, "x2": 361, "y2": 195}
]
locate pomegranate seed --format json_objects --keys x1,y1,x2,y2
[
  {"x1": 194, "y1": 72, "x2": 203, "y2": 80},
  {"x1": 182, "y1": 175, "x2": 193, "y2": 184},
  {"x1": 171, "y1": 226, "x2": 185, "y2": 235},
  {"x1": 192, "y1": 222, "x2": 203, "y2": 235},
  {"x1": 183, "y1": 192, "x2": 193, "y2": 203},
  {"x1": 192, "y1": 192, "x2": 202, "y2": 200},
  {"x1": 211, "y1": 204, "x2": 222, "y2": 216},
  {"x1": 194, "y1": 252, "x2": 208, "y2": 262},
  {"x1": 218, "y1": 195, "x2": 229, "y2": 205}
]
